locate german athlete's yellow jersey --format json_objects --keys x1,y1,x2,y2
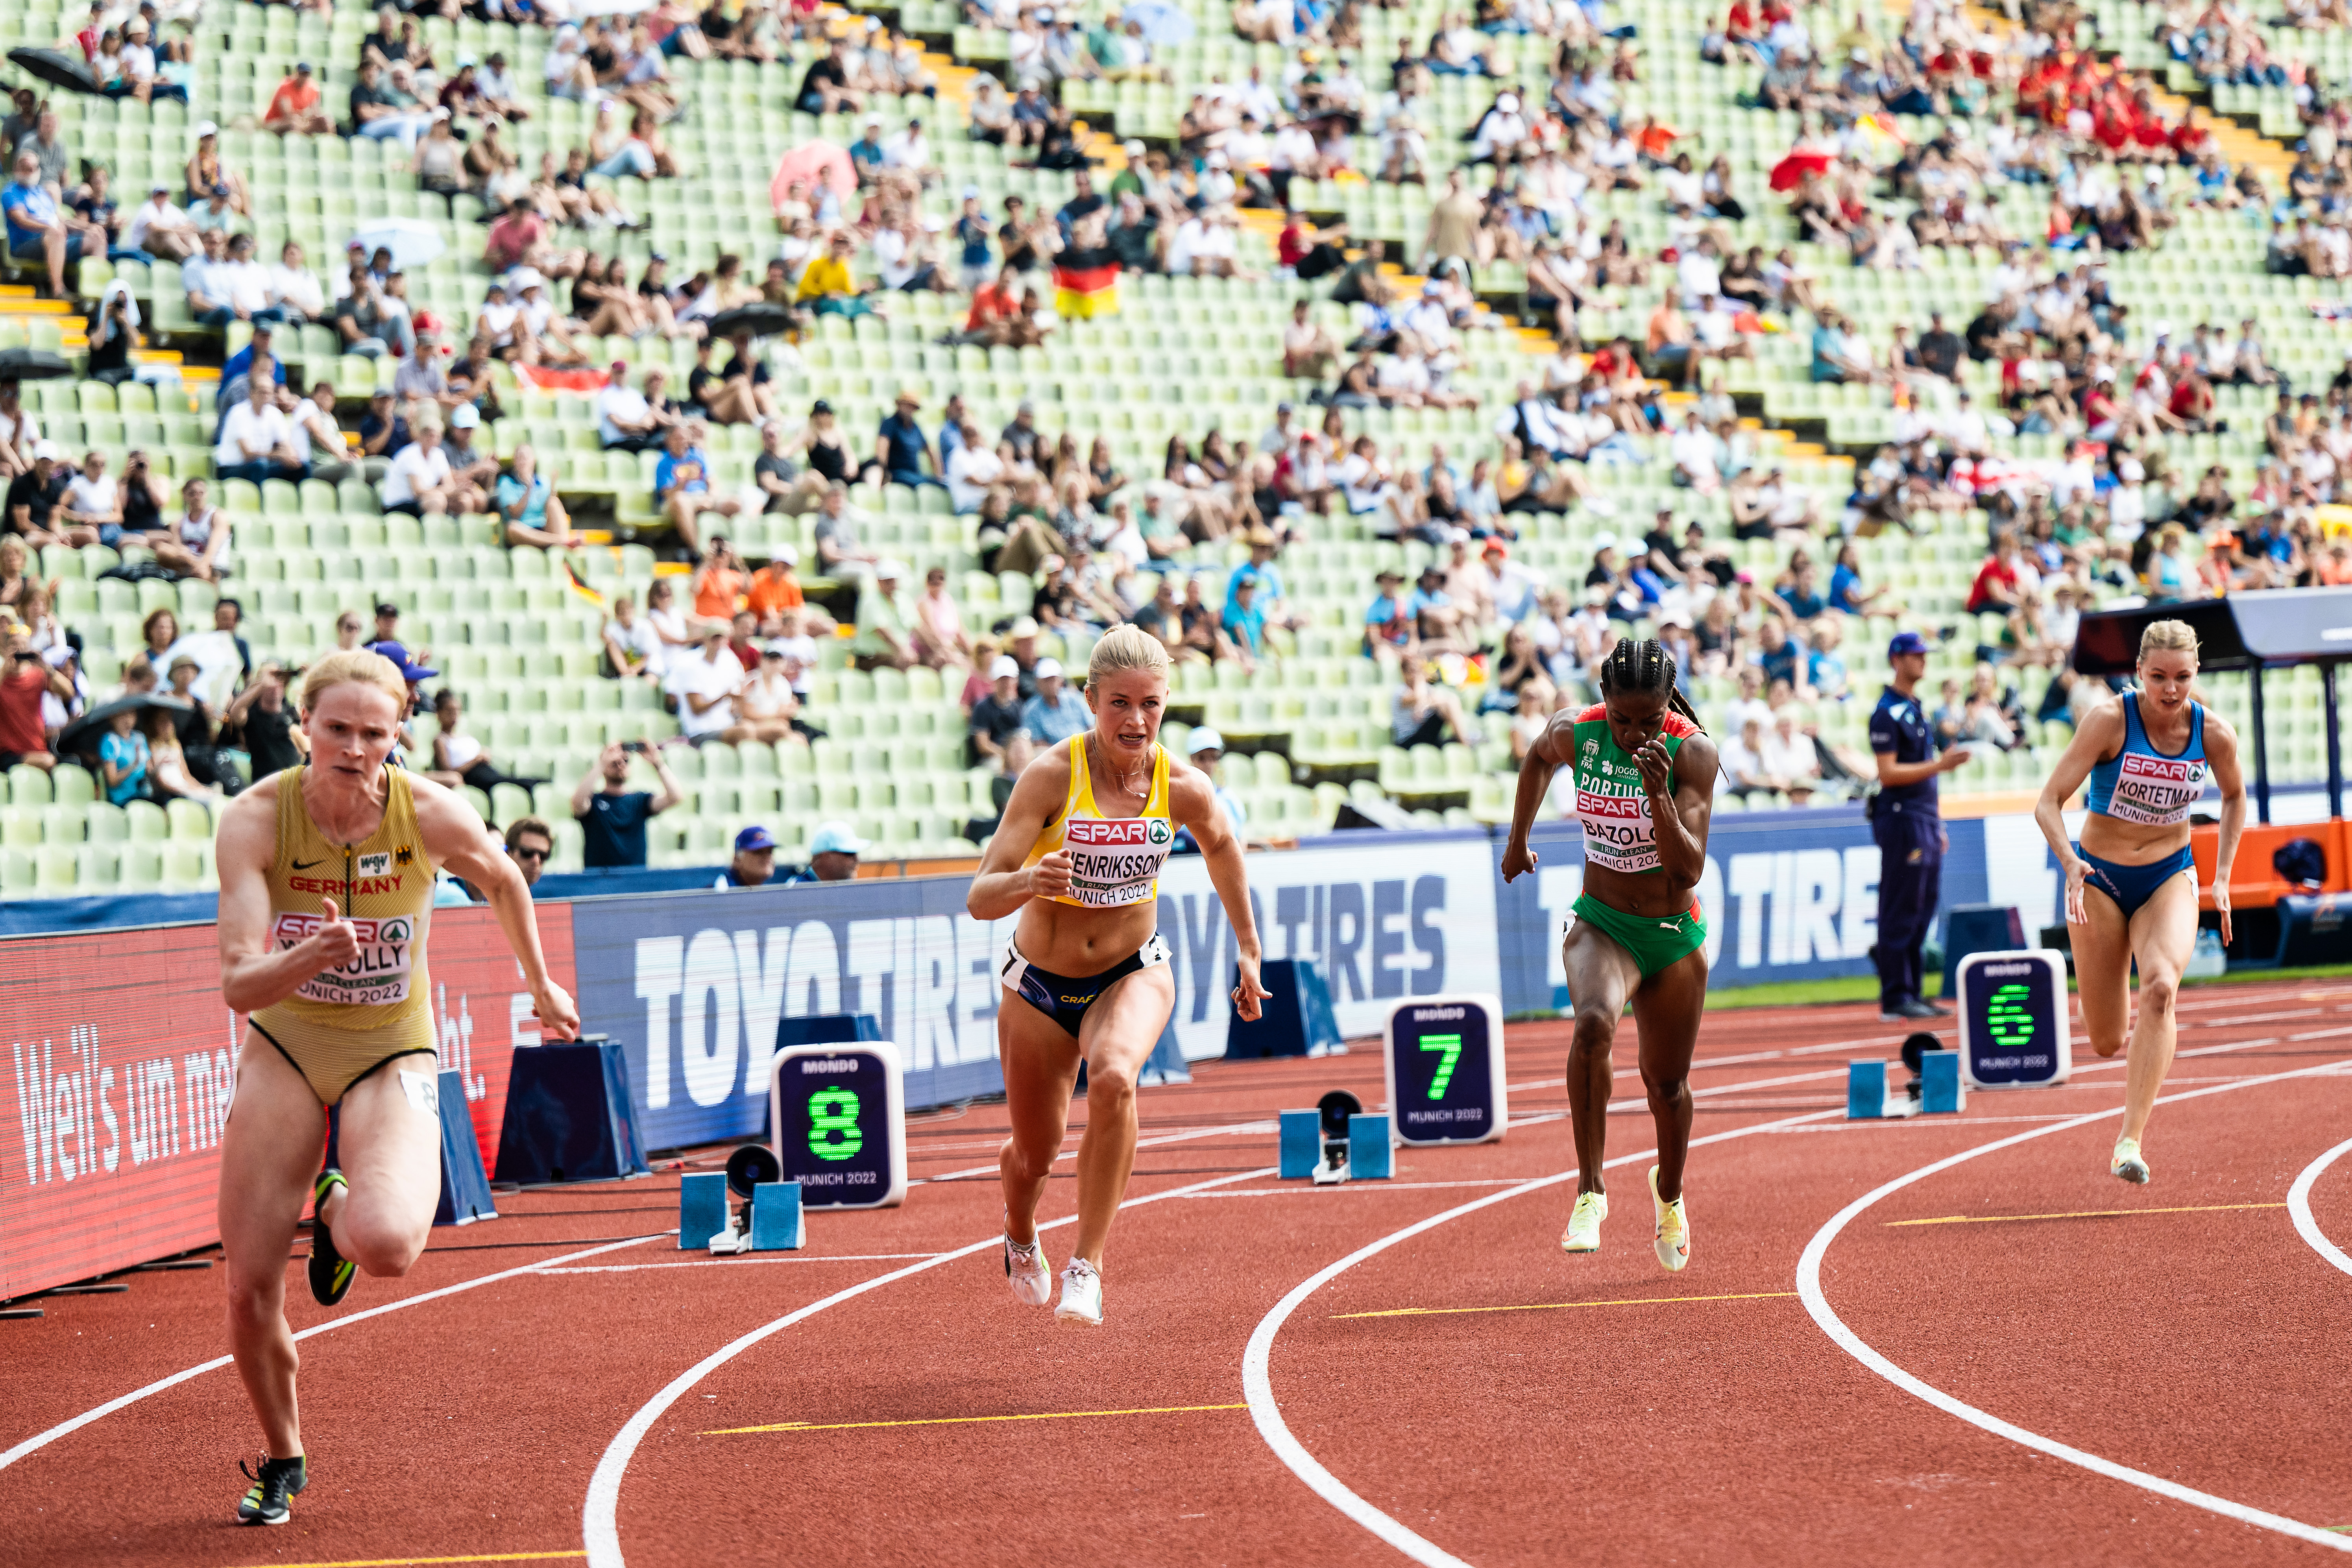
[
  {"x1": 253, "y1": 763, "x2": 439, "y2": 1037},
  {"x1": 1022, "y1": 735, "x2": 1176, "y2": 909}
]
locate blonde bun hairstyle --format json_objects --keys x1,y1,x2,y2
[{"x1": 1087, "y1": 623, "x2": 1173, "y2": 684}]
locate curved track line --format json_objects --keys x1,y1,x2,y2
[
  {"x1": 581, "y1": 1165, "x2": 1275, "y2": 1568},
  {"x1": 1240, "y1": 1108, "x2": 1839, "y2": 1568},
  {"x1": 0, "y1": 1231, "x2": 667, "y2": 1473},
  {"x1": 1796, "y1": 1059, "x2": 2352, "y2": 1555},
  {"x1": 2287, "y1": 1136, "x2": 2352, "y2": 1280}
]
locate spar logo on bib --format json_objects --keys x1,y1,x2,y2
[
  {"x1": 1068, "y1": 818, "x2": 1148, "y2": 846},
  {"x1": 1147, "y1": 818, "x2": 1172, "y2": 846}
]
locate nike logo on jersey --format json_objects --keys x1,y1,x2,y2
[{"x1": 292, "y1": 857, "x2": 325, "y2": 871}]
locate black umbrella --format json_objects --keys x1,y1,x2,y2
[
  {"x1": 6, "y1": 48, "x2": 101, "y2": 96},
  {"x1": 0, "y1": 347, "x2": 74, "y2": 382},
  {"x1": 56, "y1": 694, "x2": 202, "y2": 761},
  {"x1": 706, "y1": 302, "x2": 795, "y2": 340}
]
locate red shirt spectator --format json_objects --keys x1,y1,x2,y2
[
  {"x1": 1966, "y1": 554, "x2": 2019, "y2": 615},
  {"x1": 485, "y1": 206, "x2": 546, "y2": 271},
  {"x1": 965, "y1": 277, "x2": 1022, "y2": 334},
  {"x1": 0, "y1": 656, "x2": 51, "y2": 764},
  {"x1": 267, "y1": 73, "x2": 323, "y2": 126}
]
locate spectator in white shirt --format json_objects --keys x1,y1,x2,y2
[
  {"x1": 267, "y1": 240, "x2": 325, "y2": 322},
  {"x1": 190, "y1": 232, "x2": 284, "y2": 328},
  {"x1": 669, "y1": 623, "x2": 746, "y2": 741},
  {"x1": 1760, "y1": 711, "x2": 1821, "y2": 803},
  {"x1": 122, "y1": 182, "x2": 199, "y2": 261},
  {"x1": 381, "y1": 420, "x2": 456, "y2": 515},
  {"x1": 602, "y1": 589, "x2": 666, "y2": 681},
  {"x1": 284, "y1": 379, "x2": 363, "y2": 483},
  {"x1": 945, "y1": 418, "x2": 1005, "y2": 514},
  {"x1": 596, "y1": 364, "x2": 663, "y2": 451},
  {"x1": 214, "y1": 371, "x2": 302, "y2": 483}
]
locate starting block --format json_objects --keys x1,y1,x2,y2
[
  {"x1": 1847, "y1": 1050, "x2": 1967, "y2": 1119},
  {"x1": 1279, "y1": 1093, "x2": 1392, "y2": 1182},
  {"x1": 679, "y1": 1171, "x2": 728, "y2": 1252},
  {"x1": 750, "y1": 1182, "x2": 806, "y2": 1250}
]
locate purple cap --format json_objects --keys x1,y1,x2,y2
[
  {"x1": 1888, "y1": 630, "x2": 1929, "y2": 657},
  {"x1": 734, "y1": 825, "x2": 778, "y2": 852},
  {"x1": 367, "y1": 640, "x2": 439, "y2": 683}
]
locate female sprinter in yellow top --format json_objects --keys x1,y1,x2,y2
[
  {"x1": 212, "y1": 650, "x2": 580, "y2": 1525},
  {"x1": 2033, "y1": 619, "x2": 2245, "y2": 1185},
  {"x1": 967, "y1": 626, "x2": 1267, "y2": 1325}
]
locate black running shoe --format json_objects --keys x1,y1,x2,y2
[
  {"x1": 307, "y1": 1169, "x2": 355, "y2": 1308},
  {"x1": 236, "y1": 1454, "x2": 307, "y2": 1525}
]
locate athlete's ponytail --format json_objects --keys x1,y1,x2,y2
[{"x1": 1600, "y1": 637, "x2": 1704, "y2": 730}]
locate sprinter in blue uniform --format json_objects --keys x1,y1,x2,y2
[
  {"x1": 2034, "y1": 619, "x2": 2246, "y2": 1185},
  {"x1": 1868, "y1": 631, "x2": 1968, "y2": 1021}
]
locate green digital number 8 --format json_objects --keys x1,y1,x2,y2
[
  {"x1": 1421, "y1": 1034, "x2": 1463, "y2": 1100},
  {"x1": 809, "y1": 1088, "x2": 863, "y2": 1162}
]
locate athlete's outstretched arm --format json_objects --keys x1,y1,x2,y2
[
  {"x1": 966, "y1": 746, "x2": 1075, "y2": 920},
  {"x1": 2033, "y1": 700, "x2": 2125, "y2": 926},
  {"x1": 412, "y1": 779, "x2": 582, "y2": 1040},
  {"x1": 2202, "y1": 713, "x2": 2248, "y2": 947},
  {"x1": 1643, "y1": 731, "x2": 1716, "y2": 888},
  {"x1": 216, "y1": 781, "x2": 360, "y2": 1015},
  {"x1": 1499, "y1": 711, "x2": 1572, "y2": 882},
  {"x1": 1169, "y1": 766, "x2": 1268, "y2": 1020}
]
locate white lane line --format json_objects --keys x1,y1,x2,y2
[
  {"x1": 535, "y1": 1253, "x2": 948, "y2": 1275},
  {"x1": 2287, "y1": 1136, "x2": 2352, "y2": 1280},
  {"x1": 0, "y1": 1231, "x2": 667, "y2": 1473},
  {"x1": 1239, "y1": 1108, "x2": 1839, "y2": 1568},
  {"x1": 1796, "y1": 1058, "x2": 2352, "y2": 1555},
  {"x1": 581, "y1": 1164, "x2": 1276, "y2": 1568}
]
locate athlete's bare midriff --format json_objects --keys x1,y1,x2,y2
[{"x1": 1012, "y1": 895, "x2": 1160, "y2": 977}]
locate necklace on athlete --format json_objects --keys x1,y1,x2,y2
[{"x1": 1093, "y1": 735, "x2": 1148, "y2": 800}]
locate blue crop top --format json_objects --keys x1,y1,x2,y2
[{"x1": 2085, "y1": 691, "x2": 2207, "y2": 827}]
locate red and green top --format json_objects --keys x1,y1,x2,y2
[{"x1": 1569, "y1": 704, "x2": 1701, "y2": 875}]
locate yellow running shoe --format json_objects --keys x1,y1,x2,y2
[
  {"x1": 2111, "y1": 1136, "x2": 2150, "y2": 1185},
  {"x1": 1560, "y1": 1191, "x2": 1607, "y2": 1253},
  {"x1": 1648, "y1": 1166, "x2": 1689, "y2": 1273}
]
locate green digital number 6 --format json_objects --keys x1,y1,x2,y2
[{"x1": 809, "y1": 1087, "x2": 863, "y2": 1162}]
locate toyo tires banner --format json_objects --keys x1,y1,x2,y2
[{"x1": 1, "y1": 906, "x2": 575, "y2": 1302}]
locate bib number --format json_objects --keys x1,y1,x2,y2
[{"x1": 272, "y1": 910, "x2": 415, "y2": 1008}]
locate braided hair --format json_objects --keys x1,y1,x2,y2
[{"x1": 1598, "y1": 637, "x2": 1705, "y2": 729}]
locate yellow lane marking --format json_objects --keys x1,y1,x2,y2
[
  {"x1": 1887, "y1": 1202, "x2": 2287, "y2": 1227},
  {"x1": 1331, "y1": 1291, "x2": 1799, "y2": 1320},
  {"x1": 229, "y1": 1554, "x2": 583, "y2": 1568},
  {"x1": 704, "y1": 1402, "x2": 1248, "y2": 1436}
]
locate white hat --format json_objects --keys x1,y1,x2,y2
[
  {"x1": 808, "y1": 820, "x2": 869, "y2": 857},
  {"x1": 1206, "y1": 150, "x2": 1228, "y2": 168},
  {"x1": 450, "y1": 403, "x2": 479, "y2": 428},
  {"x1": 770, "y1": 543, "x2": 799, "y2": 567},
  {"x1": 1592, "y1": 530, "x2": 1620, "y2": 552},
  {"x1": 193, "y1": 120, "x2": 218, "y2": 139},
  {"x1": 1187, "y1": 728, "x2": 1225, "y2": 755},
  {"x1": 31, "y1": 440, "x2": 59, "y2": 462},
  {"x1": 765, "y1": 637, "x2": 802, "y2": 657},
  {"x1": 874, "y1": 558, "x2": 906, "y2": 580},
  {"x1": 1034, "y1": 657, "x2": 1065, "y2": 680},
  {"x1": 990, "y1": 655, "x2": 1020, "y2": 680}
]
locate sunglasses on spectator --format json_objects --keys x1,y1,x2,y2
[{"x1": 512, "y1": 846, "x2": 549, "y2": 862}]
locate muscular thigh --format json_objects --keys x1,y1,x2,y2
[
  {"x1": 217, "y1": 1028, "x2": 328, "y2": 1280},
  {"x1": 2072, "y1": 885, "x2": 2134, "y2": 1045},
  {"x1": 334, "y1": 1055, "x2": 445, "y2": 1233},
  {"x1": 1077, "y1": 963, "x2": 1176, "y2": 1080},
  {"x1": 1000, "y1": 989, "x2": 1085, "y2": 1153},
  {"x1": 2127, "y1": 870, "x2": 2200, "y2": 980},
  {"x1": 1563, "y1": 920, "x2": 1639, "y2": 1024},
  {"x1": 1631, "y1": 945, "x2": 1707, "y2": 1083}
]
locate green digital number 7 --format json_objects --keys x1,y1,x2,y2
[
  {"x1": 809, "y1": 1088, "x2": 863, "y2": 1162},
  {"x1": 1420, "y1": 1034, "x2": 1463, "y2": 1100}
]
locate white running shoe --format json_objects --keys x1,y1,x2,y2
[
  {"x1": 1560, "y1": 1191, "x2": 1607, "y2": 1253},
  {"x1": 2111, "y1": 1136, "x2": 2151, "y2": 1185},
  {"x1": 1056, "y1": 1256, "x2": 1104, "y2": 1326},
  {"x1": 1649, "y1": 1166, "x2": 1689, "y2": 1273},
  {"x1": 1003, "y1": 1223, "x2": 1052, "y2": 1307}
]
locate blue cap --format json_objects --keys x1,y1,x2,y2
[
  {"x1": 734, "y1": 825, "x2": 777, "y2": 853},
  {"x1": 1887, "y1": 630, "x2": 1929, "y2": 658},
  {"x1": 367, "y1": 640, "x2": 438, "y2": 682},
  {"x1": 808, "y1": 821, "x2": 868, "y2": 857}
]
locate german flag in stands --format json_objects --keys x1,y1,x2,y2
[{"x1": 1053, "y1": 242, "x2": 1121, "y2": 322}]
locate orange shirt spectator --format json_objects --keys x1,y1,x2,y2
[
  {"x1": 692, "y1": 561, "x2": 746, "y2": 621},
  {"x1": 746, "y1": 561, "x2": 804, "y2": 620},
  {"x1": 263, "y1": 65, "x2": 332, "y2": 135},
  {"x1": 966, "y1": 276, "x2": 1021, "y2": 335}
]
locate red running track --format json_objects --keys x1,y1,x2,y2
[{"x1": 4, "y1": 981, "x2": 2350, "y2": 1568}]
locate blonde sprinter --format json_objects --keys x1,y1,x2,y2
[
  {"x1": 2032, "y1": 620, "x2": 2245, "y2": 1184},
  {"x1": 213, "y1": 651, "x2": 580, "y2": 1525},
  {"x1": 967, "y1": 626, "x2": 1267, "y2": 1325}
]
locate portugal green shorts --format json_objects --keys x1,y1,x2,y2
[{"x1": 1568, "y1": 892, "x2": 1708, "y2": 979}]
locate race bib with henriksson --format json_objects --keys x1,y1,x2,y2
[
  {"x1": 272, "y1": 910, "x2": 416, "y2": 1008},
  {"x1": 1060, "y1": 815, "x2": 1176, "y2": 908}
]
